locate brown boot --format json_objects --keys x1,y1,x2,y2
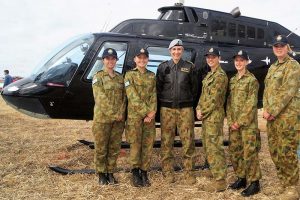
[
  {"x1": 204, "y1": 179, "x2": 227, "y2": 192},
  {"x1": 276, "y1": 186, "x2": 299, "y2": 200},
  {"x1": 184, "y1": 171, "x2": 196, "y2": 185},
  {"x1": 163, "y1": 171, "x2": 175, "y2": 183}
]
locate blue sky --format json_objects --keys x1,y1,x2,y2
[{"x1": 0, "y1": 0, "x2": 299, "y2": 77}]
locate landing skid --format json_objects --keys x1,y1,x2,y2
[
  {"x1": 77, "y1": 139, "x2": 229, "y2": 149},
  {"x1": 48, "y1": 164, "x2": 211, "y2": 175},
  {"x1": 49, "y1": 139, "x2": 229, "y2": 175}
]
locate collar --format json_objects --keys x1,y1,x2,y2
[
  {"x1": 274, "y1": 55, "x2": 290, "y2": 66},
  {"x1": 168, "y1": 58, "x2": 184, "y2": 68}
]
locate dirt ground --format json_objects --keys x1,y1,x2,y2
[{"x1": 0, "y1": 97, "x2": 299, "y2": 200}]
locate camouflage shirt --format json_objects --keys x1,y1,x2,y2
[
  {"x1": 197, "y1": 65, "x2": 228, "y2": 122},
  {"x1": 263, "y1": 55, "x2": 300, "y2": 127},
  {"x1": 226, "y1": 70, "x2": 259, "y2": 129},
  {"x1": 92, "y1": 68, "x2": 126, "y2": 123},
  {"x1": 124, "y1": 68, "x2": 157, "y2": 119}
]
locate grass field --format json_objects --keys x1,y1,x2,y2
[{"x1": 0, "y1": 97, "x2": 299, "y2": 200}]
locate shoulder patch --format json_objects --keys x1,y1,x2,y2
[
  {"x1": 124, "y1": 80, "x2": 130, "y2": 87},
  {"x1": 92, "y1": 78, "x2": 98, "y2": 85}
]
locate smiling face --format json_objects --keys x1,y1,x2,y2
[
  {"x1": 206, "y1": 54, "x2": 220, "y2": 68},
  {"x1": 273, "y1": 44, "x2": 289, "y2": 60},
  {"x1": 134, "y1": 54, "x2": 149, "y2": 69},
  {"x1": 234, "y1": 56, "x2": 248, "y2": 72},
  {"x1": 169, "y1": 46, "x2": 184, "y2": 62},
  {"x1": 103, "y1": 56, "x2": 117, "y2": 70}
]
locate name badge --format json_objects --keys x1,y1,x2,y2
[{"x1": 181, "y1": 68, "x2": 190, "y2": 73}]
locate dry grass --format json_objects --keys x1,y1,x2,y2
[{"x1": 0, "y1": 97, "x2": 299, "y2": 200}]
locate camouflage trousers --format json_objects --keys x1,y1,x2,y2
[
  {"x1": 160, "y1": 107, "x2": 195, "y2": 172},
  {"x1": 125, "y1": 118, "x2": 156, "y2": 171},
  {"x1": 229, "y1": 128, "x2": 262, "y2": 182},
  {"x1": 267, "y1": 119, "x2": 299, "y2": 187},
  {"x1": 202, "y1": 120, "x2": 226, "y2": 180},
  {"x1": 92, "y1": 121, "x2": 124, "y2": 173}
]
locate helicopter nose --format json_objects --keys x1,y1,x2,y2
[{"x1": 1, "y1": 78, "x2": 49, "y2": 118}]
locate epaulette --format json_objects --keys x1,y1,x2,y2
[
  {"x1": 146, "y1": 69, "x2": 155, "y2": 75},
  {"x1": 95, "y1": 69, "x2": 104, "y2": 74},
  {"x1": 159, "y1": 60, "x2": 168, "y2": 65},
  {"x1": 115, "y1": 70, "x2": 122, "y2": 75}
]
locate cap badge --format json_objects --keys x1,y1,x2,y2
[
  {"x1": 238, "y1": 50, "x2": 243, "y2": 55},
  {"x1": 140, "y1": 48, "x2": 145, "y2": 53},
  {"x1": 108, "y1": 49, "x2": 113, "y2": 54},
  {"x1": 276, "y1": 35, "x2": 282, "y2": 41},
  {"x1": 209, "y1": 48, "x2": 214, "y2": 53}
]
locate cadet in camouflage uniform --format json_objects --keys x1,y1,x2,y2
[
  {"x1": 157, "y1": 39, "x2": 197, "y2": 184},
  {"x1": 263, "y1": 35, "x2": 300, "y2": 200},
  {"x1": 196, "y1": 47, "x2": 228, "y2": 192},
  {"x1": 92, "y1": 48, "x2": 126, "y2": 185},
  {"x1": 227, "y1": 50, "x2": 261, "y2": 197},
  {"x1": 124, "y1": 48, "x2": 157, "y2": 187}
]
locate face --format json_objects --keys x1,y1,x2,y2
[
  {"x1": 103, "y1": 56, "x2": 117, "y2": 70},
  {"x1": 206, "y1": 55, "x2": 220, "y2": 68},
  {"x1": 170, "y1": 46, "x2": 184, "y2": 61},
  {"x1": 234, "y1": 56, "x2": 248, "y2": 71},
  {"x1": 273, "y1": 44, "x2": 289, "y2": 59},
  {"x1": 134, "y1": 54, "x2": 149, "y2": 68}
]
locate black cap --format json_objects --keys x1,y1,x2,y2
[
  {"x1": 233, "y1": 50, "x2": 249, "y2": 60},
  {"x1": 205, "y1": 47, "x2": 220, "y2": 56},
  {"x1": 135, "y1": 48, "x2": 149, "y2": 57},
  {"x1": 102, "y1": 48, "x2": 118, "y2": 60},
  {"x1": 272, "y1": 35, "x2": 288, "y2": 46}
]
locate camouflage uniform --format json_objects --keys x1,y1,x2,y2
[
  {"x1": 92, "y1": 68, "x2": 126, "y2": 173},
  {"x1": 197, "y1": 65, "x2": 228, "y2": 181},
  {"x1": 263, "y1": 55, "x2": 300, "y2": 187},
  {"x1": 124, "y1": 68, "x2": 157, "y2": 171},
  {"x1": 227, "y1": 70, "x2": 262, "y2": 182}
]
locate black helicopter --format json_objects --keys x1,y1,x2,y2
[{"x1": 1, "y1": 3, "x2": 299, "y2": 121}]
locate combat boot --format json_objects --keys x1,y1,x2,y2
[
  {"x1": 229, "y1": 177, "x2": 247, "y2": 190},
  {"x1": 204, "y1": 179, "x2": 227, "y2": 192},
  {"x1": 241, "y1": 180, "x2": 260, "y2": 197},
  {"x1": 163, "y1": 171, "x2": 175, "y2": 183},
  {"x1": 131, "y1": 168, "x2": 143, "y2": 187},
  {"x1": 184, "y1": 171, "x2": 196, "y2": 185},
  {"x1": 107, "y1": 173, "x2": 118, "y2": 184},
  {"x1": 98, "y1": 173, "x2": 108, "y2": 185},
  {"x1": 140, "y1": 169, "x2": 151, "y2": 187},
  {"x1": 276, "y1": 186, "x2": 299, "y2": 200}
]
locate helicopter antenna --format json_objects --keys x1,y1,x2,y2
[
  {"x1": 175, "y1": 0, "x2": 184, "y2": 6},
  {"x1": 287, "y1": 27, "x2": 299, "y2": 37}
]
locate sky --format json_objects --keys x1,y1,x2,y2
[{"x1": 0, "y1": 0, "x2": 299, "y2": 77}]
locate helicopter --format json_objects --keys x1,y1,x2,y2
[{"x1": 1, "y1": 3, "x2": 299, "y2": 121}]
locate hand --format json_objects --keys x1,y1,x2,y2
[
  {"x1": 116, "y1": 115, "x2": 123, "y2": 121},
  {"x1": 263, "y1": 111, "x2": 275, "y2": 121},
  {"x1": 147, "y1": 111, "x2": 156, "y2": 119},
  {"x1": 196, "y1": 110, "x2": 203, "y2": 120},
  {"x1": 230, "y1": 122, "x2": 240, "y2": 130},
  {"x1": 144, "y1": 116, "x2": 152, "y2": 123},
  {"x1": 263, "y1": 111, "x2": 270, "y2": 120}
]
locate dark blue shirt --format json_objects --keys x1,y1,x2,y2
[{"x1": 3, "y1": 74, "x2": 13, "y2": 87}]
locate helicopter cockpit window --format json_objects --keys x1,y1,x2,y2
[
  {"x1": 87, "y1": 42, "x2": 128, "y2": 80},
  {"x1": 247, "y1": 26, "x2": 256, "y2": 39},
  {"x1": 160, "y1": 9, "x2": 188, "y2": 22},
  {"x1": 211, "y1": 20, "x2": 227, "y2": 37},
  {"x1": 147, "y1": 46, "x2": 192, "y2": 74},
  {"x1": 30, "y1": 34, "x2": 94, "y2": 86},
  {"x1": 238, "y1": 25, "x2": 246, "y2": 38}
]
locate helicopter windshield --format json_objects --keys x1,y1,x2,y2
[{"x1": 30, "y1": 34, "x2": 95, "y2": 86}]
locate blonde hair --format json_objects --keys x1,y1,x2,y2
[{"x1": 287, "y1": 44, "x2": 293, "y2": 54}]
